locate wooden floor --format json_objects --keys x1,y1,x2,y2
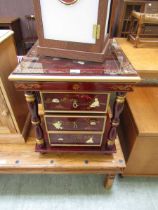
[{"x1": 0, "y1": 128, "x2": 125, "y2": 175}]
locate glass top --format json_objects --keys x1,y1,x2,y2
[{"x1": 9, "y1": 40, "x2": 140, "y2": 82}]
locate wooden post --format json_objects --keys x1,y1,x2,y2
[
  {"x1": 128, "y1": 14, "x2": 134, "y2": 40},
  {"x1": 107, "y1": 92, "x2": 126, "y2": 150},
  {"x1": 25, "y1": 91, "x2": 45, "y2": 149},
  {"x1": 135, "y1": 15, "x2": 143, "y2": 47}
]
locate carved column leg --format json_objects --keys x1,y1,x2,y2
[
  {"x1": 25, "y1": 91, "x2": 45, "y2": 149},
  {"x1": 104, "y1": 174, "x2": 116, "y2": 189},
  {"x1": 107, "y1": 92, "x2": 126, "y2": 150}
]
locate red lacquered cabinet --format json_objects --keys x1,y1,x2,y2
[{"x1": 9, "y1": 40, "x2": 140, "y2": 154}]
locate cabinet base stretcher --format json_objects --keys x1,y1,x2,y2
[
  {"x1": 0, "y1": 128, "x2": 125, "y2": 189},
  {"x1": 35, "y1": 142, "x2": 116, "y2": 155}
]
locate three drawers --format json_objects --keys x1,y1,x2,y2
[{"x1": 41, "y1": 91, "x2": 110, "y2": 147}]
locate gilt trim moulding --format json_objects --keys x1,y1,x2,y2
[{"x1": 9, "y1": 75, "x2": 140, "y2": 83}]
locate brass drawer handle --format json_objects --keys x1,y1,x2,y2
[{"x1": 73, "y1": 99, "x2": 79, "y2": 109}]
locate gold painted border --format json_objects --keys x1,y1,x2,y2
[
  {"x1": 44, "y1": 114, "x2": 106, "y2": 133},
  {"x1": 47, "y1": 132, "x2": 103, "y2": 147},
  {"x1": 40, "y1": 91, "x2": 110, "y2": 114},
  {"x1": 47, "y1": 131, "x2": 102, "y2": 134}
]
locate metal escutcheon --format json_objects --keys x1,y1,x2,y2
[{"x1": 73, "y1": 99, "x2": 79, "y2": 109}]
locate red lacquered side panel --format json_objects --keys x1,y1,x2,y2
[
  {"x1": 41, "y1": 92, "x2": 110, "y2": 113},
  {"x1": 48, "y1": 133, "x2": 102, "y2": 146},
  {"x1": 45, "y1": 115, "x2": 106, "y2": 132}
]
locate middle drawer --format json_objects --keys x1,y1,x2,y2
[{"x1": 44, "y1": 115, "x2": 106, "y2": 132}]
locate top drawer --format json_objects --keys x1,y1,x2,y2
[{"x1": 41, "y1": 92, "x2": 110, "y2": 113}]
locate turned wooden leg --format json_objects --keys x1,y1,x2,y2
[
  {"x1": 128, "y1": 16, "x2": 134, "y2": 40},
  {"x1": 135, "y1": 18, "x2": 143, "y2": 48},
  {"x1": 25, "y1": 91, "x2": 45, "y2": 149},
  {"x1": 107, "y1": 92, "x2": 126, "y2": 150},
  {"x1": 104, "y1": 174, "x2": 116, "y2": 189}
]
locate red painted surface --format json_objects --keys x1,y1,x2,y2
[
  {"x1": 15, "y1": 82, "x2": 133, "y2": 92},
  {"x1": 45, "y1": 115, "x2": 105, "y2": 131},
  {"x1": 36, "y1": 114, "x2": 116, "y2": 154},
  {"x1": 48, "y1": 133, "x2": 102, "y2": 146},
  {"x1": 42, "y1": 93, "x2": 109, "y2": 112}
]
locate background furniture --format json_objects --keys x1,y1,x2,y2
[
  {"x1": 0, "y1": 17, "x2": 24, "y2": 54},
  {"x1": 24, "y1": 15, "x2": 37, "y2": 51},
  {"x1": 0, "y1": 0, "x2": 35, "y2": 42},
  {"x1": 0, "y1": 30, "x2": 30, "y2": 143},
  {"x1": 120, "y1": 87, "x2": 158, "y2": 175},
  {"x1": 115, "y1": 38, "x2": 158, "y2": 82},
  {"x1": 115, "y1": 38, "x2": 158, "y2": 175},
  {"x1": 128, "y1": 11, "x2": 158, "y2": 47},
  {"x1": 110, "y1": 0, "x2": 158, "y2": 37},
  {"x1": 0, "y1": 126, "x2": 125, "y2": 189}
]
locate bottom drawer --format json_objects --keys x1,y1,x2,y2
[{"x1": 48, "y1": 132, "x2": 103, "y2": 147}]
